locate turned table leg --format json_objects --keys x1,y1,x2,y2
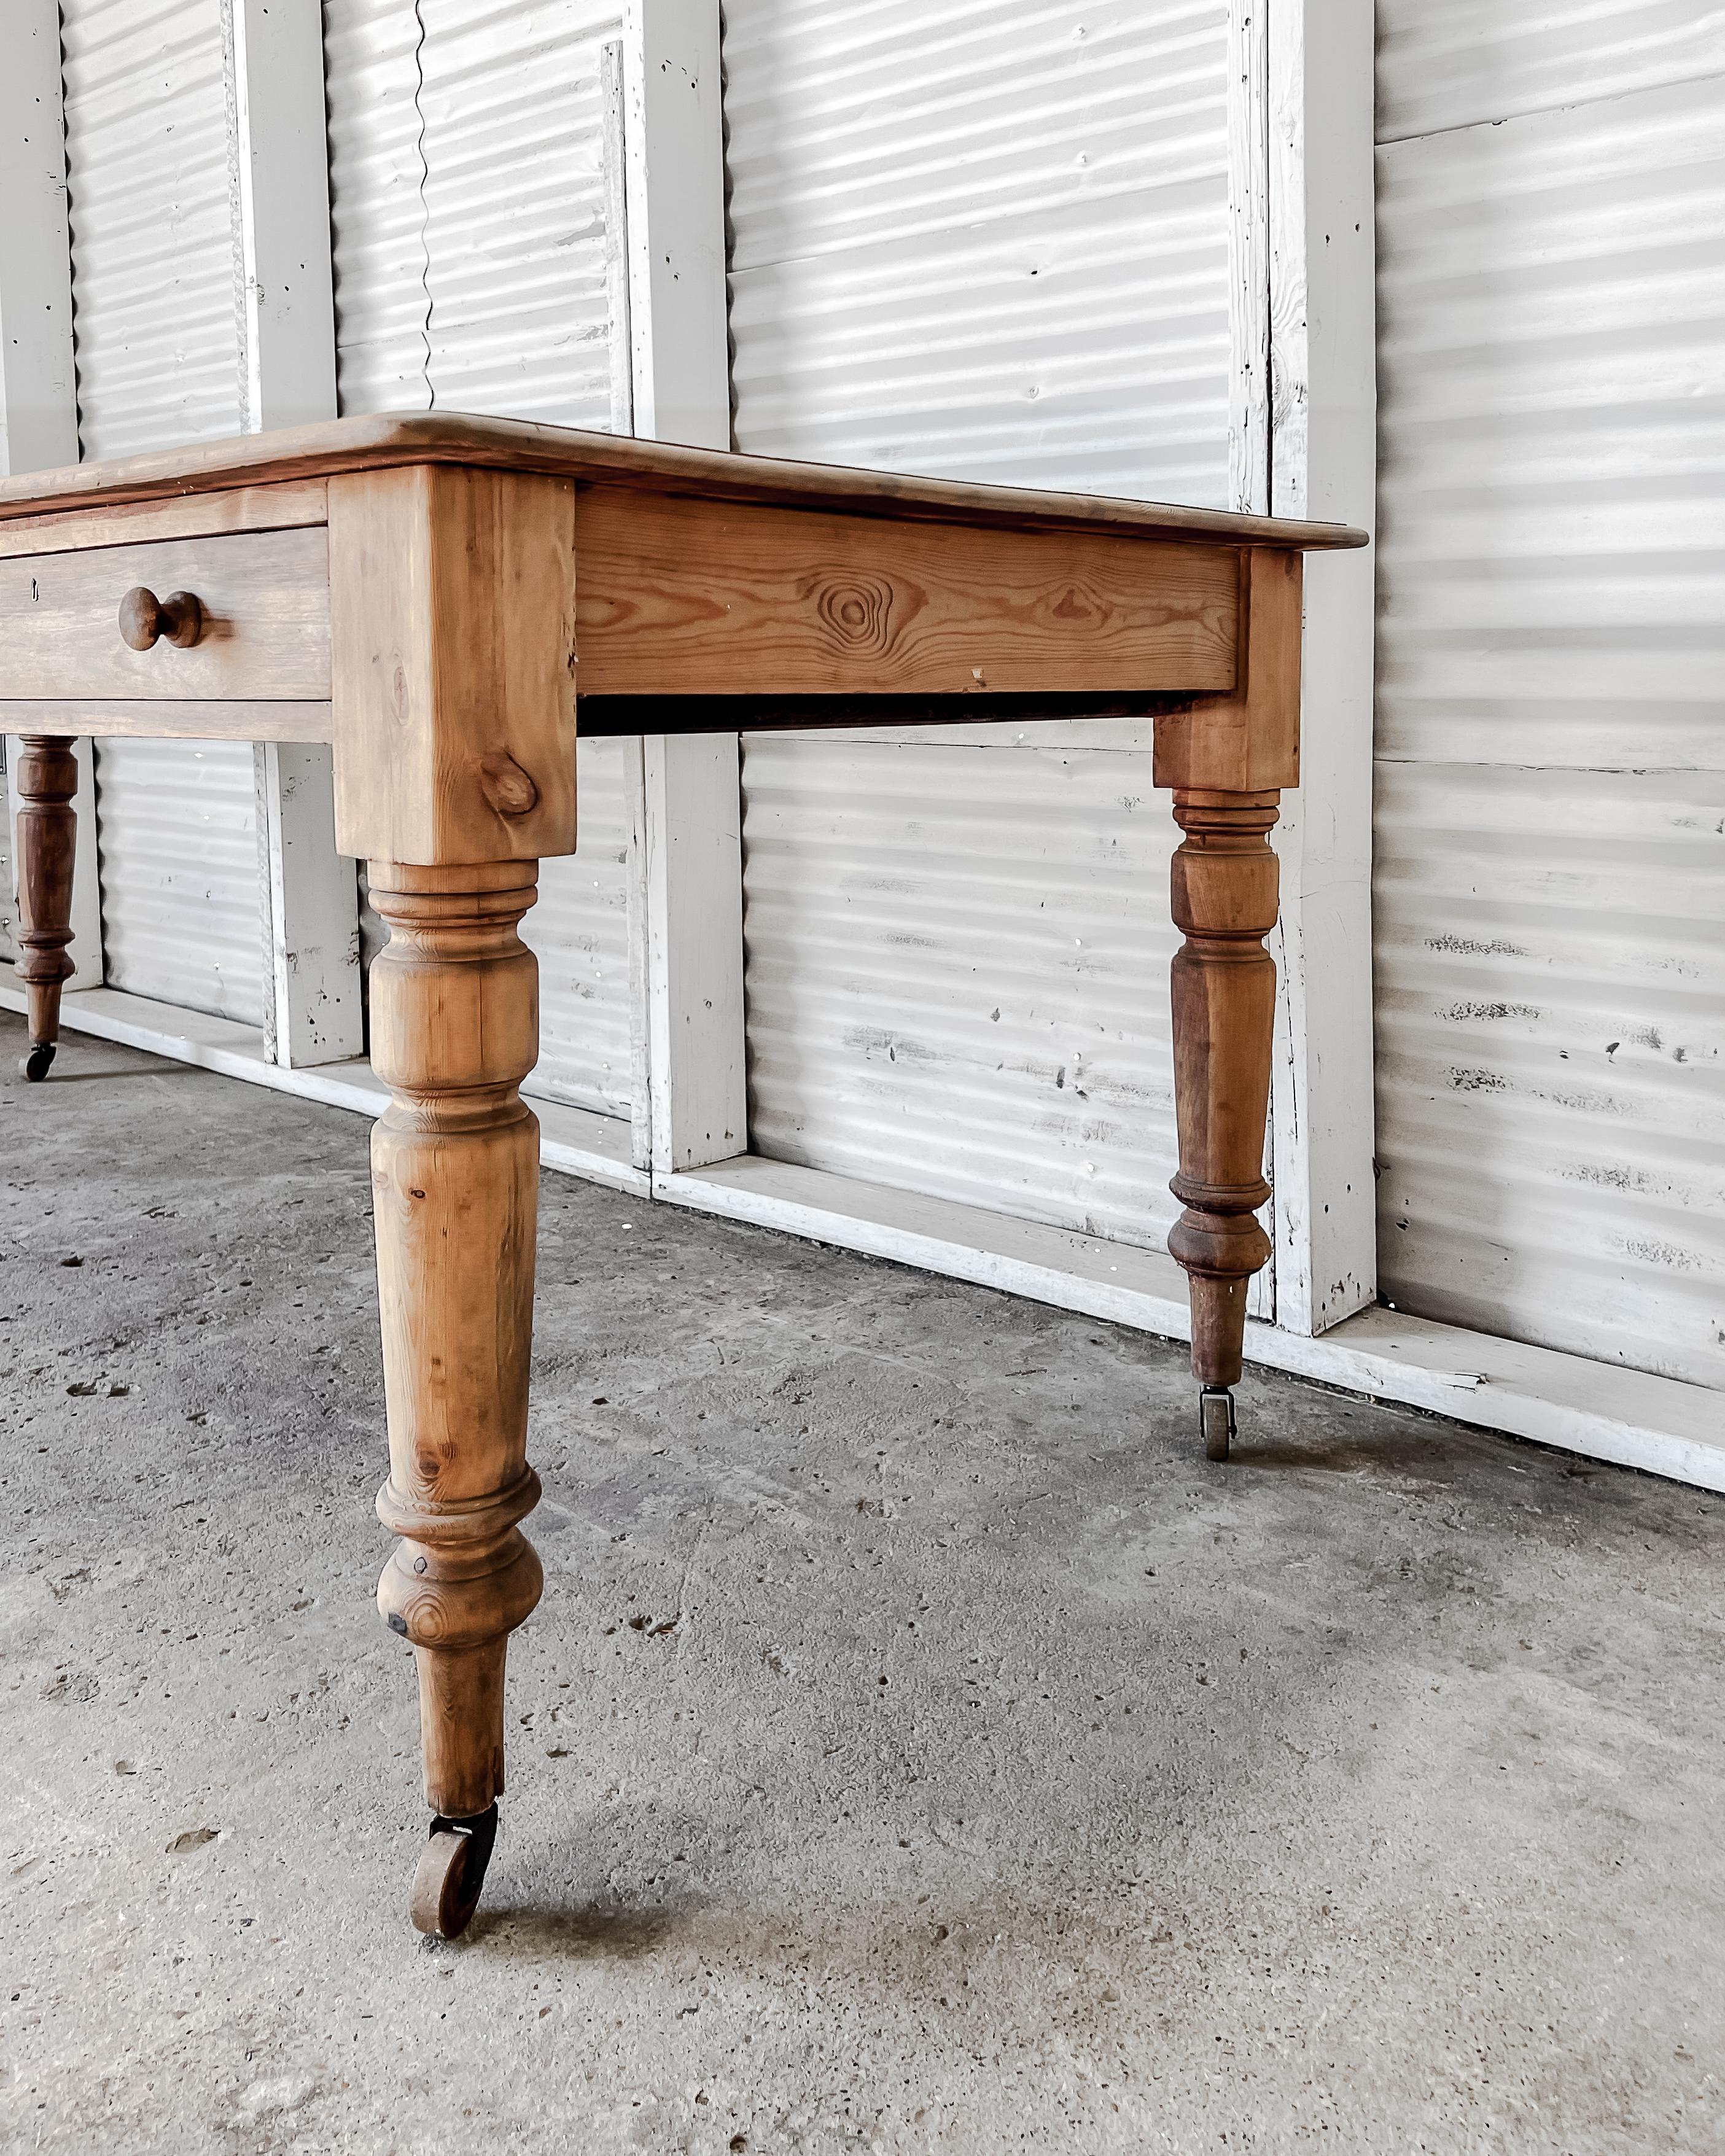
[
  {"x1": 367, "y1": 859, "x2": 545, "y2": 1937},
  {"x1": 1167, "y1": 788, "x2": 1280, "y2": 1461},
  {"x1": 13, "y1": 735, "x2": 79, "y2": 1082}
]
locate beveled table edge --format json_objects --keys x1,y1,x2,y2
[{"x1": 0, "y1": 412, "x2": 1370, "y2": 554}]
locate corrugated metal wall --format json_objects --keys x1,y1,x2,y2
[
  {"x1": 1374, "y1": 12, "x2": 1725, "y2": 1388},
  {"x1": 726, "y1": 0, "x2": 1231, "y2": 500},
  {"x1": 60, "y1": 0, "x2": 241, "y2": 456},
  {"x1": 61, "y1": 0, "x2": 263, "y2": 1023},
  {"x1": 325, "y1": 0, "x2": 633, "y2": 1112},
  {"x1": 520, "y1": 743, "x2": 633, "y2": 1117},
  {"x1": 744, "y1": 732, "x2": 1184, "y2": 1246},
  {"x1": 725, "y1": 0, "x2": 1231, "y2": 1256},
  {"x1": 325, "y1": 0, "x2": 621, "y2": 425},
  {"x1": 93, "y1": 741, "x2": 265, "y2": 1023}
]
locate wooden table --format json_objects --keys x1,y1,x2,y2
[{"x1": 0, "y1": 414, "x2": 1365, "y2": 1935}]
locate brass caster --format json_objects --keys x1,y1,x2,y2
[
  {"x1": 1200, "y1": 1386, "x2": 1236, "y2": 1463},
  {"x1": 21, "y1": 1041, "x2": 55, "y2": 1083},
  {"x1": 410, "y1": 1802, "x2": 498, "y2": 1939}
]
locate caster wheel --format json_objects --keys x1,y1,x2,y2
[
  {"x1": 410, "y1": 1803, "x2": 498, "y2": 1939},
  {"x1": 21, "y1": 1041, "x2": 55, "y2": 1083},
  {"x1": 1200, "y1": 1387, "x2": 1236, "y2": 1463}
]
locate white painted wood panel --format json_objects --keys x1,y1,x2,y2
[
  {"x1": 0, "y1": 1, "x2": 79, "y2": 478},
  {"x1": 1260, "y1": 0, "x2": 1379, "y2": 1337}
]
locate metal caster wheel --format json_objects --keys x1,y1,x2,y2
[
  {"x1": 1200, "y1": 1386, "x2": 1236, "y2": 1463},
  {"x1": 21, "y1": 1041, "x2": 55, "y2": 1083},
  {"x1": 410, "y1": 1802, "x2": 498, "y2": 1939}
]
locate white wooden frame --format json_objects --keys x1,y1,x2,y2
[
  {"x1": 0, "y1": 1, "x2": 78, "y2": 479},
  {"x1": 0, "y1": 4, "x2": 100, "y2": 987},
  {"x1": 1260, "y1": 0, "x2": 1380, "y2": 1337},
  {"x1": 223, "y1": 0, "x2": 362, "y2": 1068},
  {"x1": 620, "y1": 0, "x2": 748, "y2": 1177}
]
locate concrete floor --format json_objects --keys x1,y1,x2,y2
[{"x1": 1, "y1": 1012, "x2": 1722, "y2": 2155}]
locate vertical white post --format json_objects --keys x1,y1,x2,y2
[
  {"x1": 1227, "y1": 0, "x2": 1270, "y2": 520},
  {"x1": 643, "y1": 736, "x2": 746, "y2": 1169},
  {"x1": 0, "y1": 1, "x2": 78, "y2": 477},
  {"x1": 1227, "y1": 0, "x2": 1277, "y2": 1321},
  {"x1": 224, "y1": 0, "x2": 362, "y2": 1067},
  {"x1": 621, "y1": 0, "x2": 730, "y2": 453},
  {"x1": 1264, "y1": 0, "x2": 1379, "y2": 1334},
  {"x1": 0, "y1": 2, "x2": 103, "y2": 994},
  {"x1": 621, "y1": 0, "x2": 747, "y2": 1174},
  {"x1": 601, "y1": 40, "x2": 636, "y2": 441}
]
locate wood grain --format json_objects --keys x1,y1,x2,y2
[
  {"x1": 572, "y1": 486, "x2": 1238, "y2": 699},
  {"x1": 0, "y1": 699, "x2": 332, "y2": 742},
  {"x1": 328, "y1": 464, "x2": 577, "y2": 866},
  {"x1": 0, "y1": 410, "x2": 1369, "y2": 555},
  {"x1": 0, "y1": 480, "x2": 327, "y2": 561},
  {"x1": 1166, "y1": 789, "x2": 1282, "y2": 1391},
  {"x1": 1153, "y1": 547, "x2": 1303, "y2": 792},
  {"x1": 368, "y1": 860, "x2": 545, "y2": 1819},
  {"x1": 12, "y1": 735, "x2": 79, "y2": 1058},
  {"x1": 0, "y1": 526, "x2": 330, "y2": 701}
]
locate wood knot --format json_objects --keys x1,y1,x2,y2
[
  {"x1": 478, "y1": 752, "x2": 540, "y2": 818},
  {"x1": 814, "y1": 572, "x2": 894, "y2": 655}
]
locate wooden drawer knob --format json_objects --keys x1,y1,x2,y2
[{"x1": 118, "y1": 585, "x2": 203, "y2": 651}]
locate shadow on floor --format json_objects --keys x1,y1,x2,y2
[{"x1": 461, "y1": 1901, "x2": 680, "y2": 1961}]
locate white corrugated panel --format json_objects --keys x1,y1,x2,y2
[
  {"x1": 726, "y1": 0, "x2": 1231, "y2": 500},
  {"x1": 324, "y1": 0, "x2": 433, "y2": 414},
  {"x1": 521, "y1": 738, "x2": 632, "y2": 1116},
  {"x1": 326, "y1": 0, "x2": 620, "y2": 426},
  {"x1": 745, "y1": 734, "x2": 1182, "y2": 1247},
  {"x1": 1374, "y1": 58, "x2": 1725, "y2": 1390},
  {"x1": 726, "y1": 0, "x2": 1230, "y2": 1253},
  {"x1": 326, "y1": 0, "x2": 631, "y2": 1110},
  {"x1": 93, "y1": 741, "x2": 263, "y2": 1022},
  {"x1": 1378, "y1": 2, "x2": 1725, "y2": 141},
  {"x1": 61, "y1": 0, "x2": 242, "y2": 457},
  {"x1": 61, "y1": 0, "x2": 263, "y2": 1025}
]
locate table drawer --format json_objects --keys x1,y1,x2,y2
[{"x1": 0, "y1": 525, "x2": 330, "y2": 701}]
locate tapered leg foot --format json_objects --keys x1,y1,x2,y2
[
  {"x1": 15, "y1": 737, "x2": 79, "y2": 1081},
  {"x1": 366, "y1": 860, "x2": 545, "y2": 1932},
  {"x1": 1167, "y1": 791, "x2": 1281, "y2": 1456}
]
